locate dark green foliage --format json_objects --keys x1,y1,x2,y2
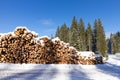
[
  {"x1": 55, "y1": 26, "x2": 60, "y2": 38},
  {"x1": 69, "y1": 16, "x2": 79, "y2": 49},
  {"x1": 78, "y1": 18, "x2": 86, "y2": 51},
  {"x1": 86, "y1": 23, "x2": 93, "y2": 51},
  {"x1": 93, "y1": 19, "x2": 108, "y2": 57},
  {"x1": 107, "y1": 39, "x2": 112, "y2": 54},
  {"x1": 92, "y1": 20, "x2": 98, "y2": 52},
  {"x1": 110, "y1": 32, "x2": 120, "y2": 54},
  {"x1": 55, "y1": 16, "x2": 110, "y2": 57},
  {"x1": 55, "y1": 24, "x2": 69, "y2": 43}
]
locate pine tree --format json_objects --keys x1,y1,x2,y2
[
  {"x1": 93, "y1": 19, "x2": 107, "y2": 57},
  {"x1": 117, "y1": 32, "x2": 120, "y2": 52},
  {"x1": 110, "y1": 34, "x2": 117, "y2": 54},
  {"x1": 107, "y1": 38, "x2": 112, "y2": 54},
  {"x1": 86, "y1": 23, "x2": 93, "y2": 51},
  {"x1": 69, "y1": 16, "x2": 79, "y2": 49},
  {"x1": 98, "y1": 19, "x2": 107, "y2": 57},
  {"x1": 116, "y1": 32, "x2": 120, "y2": 52},
  {"x1": 66, "y1": 27, "x2": 69, "y2": 43},
  {"x1": 55, "y1": 26, "x2": 60, "y2": 37},
  {"x1": 60, "y1": 23, "x2": 69, "y2": 42},
  {"x1": 78, "y1": 18, "x2": 86, "y2": 51},
  {"x1": 110, "y1": 32, "x2": 120, "y2": 54},
  {"x1": 92, "y1": 19, "x2": 98, "y2": 52},
  {"x1": 56, "y1": 23, "x2": 69, "y2": 43}
]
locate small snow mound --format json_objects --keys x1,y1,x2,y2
[
  {"x1": 39, "y1": 36, "x2": 50, "y2": 39},
  {"x1": 77, "y1": 51, "x2": 95, "y2": 60},
  {"x1": 15, "y1": 26, "x2": 28, "y2": 31},
  {"x1": 69, "y1": 46, "x2": 76, "y2": 49},
  {"x1": 52, "y1": 37, "x2": 60, "y2": 43},
  {"x1": 0, "y1": 32, "x2": 16, "y2": 41},
  {"x1": 15, "y1": 26, "x2": 38, "y2": 36},
  {"x1": 39, "y1": 39, "x2": 45, "y2": 47},
  {"x1": 30, "y1": 31, "x2": 38, "y2": 36},
  {"x1": 77, "y1": 51, "x2": 95, "y2": 57},
  {"x1": 0, "y1": 32, "x2": 14, "y2": 36},
  {"x1": 115, "y1": 53, "x2": 120, "y2": 55}
]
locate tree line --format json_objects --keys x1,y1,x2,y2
[
  {"x1": 107, "y1": 32, "x2": 120, "y2": 54},
  {"x1": 55, "y1": 16, "x2": 108, "y2": 57}
]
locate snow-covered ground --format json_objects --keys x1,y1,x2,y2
[{"x1": 0, "y1": 54, "x2": 120, "y2": 80}]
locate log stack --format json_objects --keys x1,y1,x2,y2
[
  {"x1": 0, "y1": 27, "x2": 104, "y2": 64},
  {"x1": 52, "y1": 38, "x2": 77, "y2": 64},
  {"x1": 76, "y1": 52, "x2": 97, "y2": 65},
  {"x1": 0, "y1": 27, "x2": 77, "y2": 64}
]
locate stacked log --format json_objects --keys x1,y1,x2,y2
[
  {"x1": 0, "y1": 27, "x2": 104, "y2": 64},
  {"x1": 52, "y1": 38, "x2": 77, "y2": 64},
  {"x1": 0, "y1": 27, "x2": 38, "y2": 63},
  {"x1": 76, "y1": 52, "x2": 97, "y2": 65},
  {"x1": 0, "y1": 27, "x2": 77, "y2": 64}
]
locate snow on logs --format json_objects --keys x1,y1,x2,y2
[
  {"x1": 77, "y1": 52, "x2": 97, "y2": 65},
  {"x1": 0, "y1": 27, "x2": 103, "y2": 64}
]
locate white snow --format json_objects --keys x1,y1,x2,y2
[
  {"x1": 39, "y1": 39, "x2": 45, "y2": 47},
  {"x1": 30, "y1": 31, "x2": 38, "y2": 36},
  {"x1": 15, "y1": 26, "x2": 38, "y2": 36},
  {"x1": 0, "y1": 53, "x2": 120, "y2": 80},
  {"x1": 69, "y1": 46, "x2": 76, "y2": 50},
  {"x1": 0, "y1": 32, "x2": 15, "y2": 37},
  {"x1": 77, "y1": 51, "x2": 95, "y2": 60},
  {"x1": 77, "y1": 51, "x2": 95, "y2": 57},
  {"x1": 39, "y1": 36, "x2": 50, "y2": 39},
  {"x1": 52, "y1": 37, "x2": 60, "y2": 43}
]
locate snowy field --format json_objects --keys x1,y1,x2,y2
[{"x1": 0, "y1": 54, "x2": 120, "y2": 80}]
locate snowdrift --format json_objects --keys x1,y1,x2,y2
[
  {"x1": 0, "y1": 54, "x2": 120, "y2": 80},
  {"x1": 0, "y1": 27, "x2": 103, "y2": 64}
]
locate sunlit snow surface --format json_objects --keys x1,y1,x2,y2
[{"x1": 0, "y1": 53, "x2": 120, "y2": 80}]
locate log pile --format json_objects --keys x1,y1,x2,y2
[
  {"x1": 0, "y1": 27, "x2": 77, "y2": 64},
  {"x1": 76, "y1": 52, "x2": 97, "y2": 65},
  {"x1": 52, "y1": 38, "x2": 77, "y2": 64},
  {"x1": 0, "y1": 27, "x2": 104, "y2": 64}
]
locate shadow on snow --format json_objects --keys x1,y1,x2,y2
[
  {"x1": 0, "y1": 65, "x2": 58, "y2": 80},
  {"x1": 69, "y1": 65, "x2": 89, "y2": 80},
  {"x1": 96, "y1": 62, "x2": 120, "y2": 79}
]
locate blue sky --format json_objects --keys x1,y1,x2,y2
[{"x1": 0, "y1": 0, "x2": 120, "y2": 37}]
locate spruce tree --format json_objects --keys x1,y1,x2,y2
[
  {"x1": 56, "y1": 23, "x2": 69, "y2": 43},
  {"x1": 86, "y1": 23, "x2": 93, "y2": 51},
  {"x1": 110, "y1": 34, "x2": 117, "y2": 54},
  {"x1": 116, "y1": 32, "x2": 120, "y2": 52},
  {"x1": 107, "y1": 38, "x2": 112, "y2": 54},
  {"x1": 110, "y1": 32, "x2": 120, "y2": 54},
  {"x1": 98, "y1": 19, "x2": 107, "y2": 57},
  {"x1": 78, "y1": 18, "x2": 86, "y2": 51},
  {"x1": 92, "y1": 20, "x2": 97, "y2": 52},
  {"x1": 60, "y1": 23, "x2": 69, "y2": 42},
  {"x1": 69, "y1": 16, "x2": 79, "y2": 49},
  {"x1": 55, "y1": 26, "x2": 60, "y2": 38},
  {"x1": 93, "y1": 19, "x2": 107, "y2": 57}
]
